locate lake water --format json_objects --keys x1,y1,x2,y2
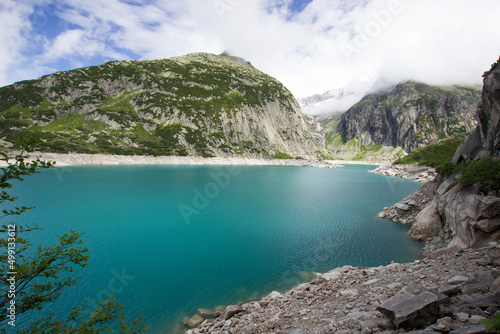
[{"x1": 6, "y1": 164, "x2": 422, "y2": 333}]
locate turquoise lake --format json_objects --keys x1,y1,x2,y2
[{"x1": 6, "y1": 164, "x2": 422, "y2": 333}]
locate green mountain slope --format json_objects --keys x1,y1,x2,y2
[
  {"x1": 0, "y1": 53, "x2": 320, "y2": 158},
  {"x1": 320, "y1": 81, "x2": 480, "y2": 160}
]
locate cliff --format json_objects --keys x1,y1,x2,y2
[
  {"x1": 0, "y1": 53, "x2": 320, "y2": 158},
  {"x1": 453, "y1": 59, "x2": 500, "y2": 162},
  {"x1": 332, "y1": 81, "x2": 480, "y2": 153},
  {"x1": 382, "y1": 59, "x2": 500, "y2": 249}
]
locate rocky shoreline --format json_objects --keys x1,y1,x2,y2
[
  {"x1": 185, "y1": 243, "x2": 499, "y2": 334},
  {"x1": 370, "y1": 164, "x2": 437, "y2": 184}
]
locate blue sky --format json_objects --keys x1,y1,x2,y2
[{"x1": 1, "y1": 0, "x2": 500, "y2": 100}]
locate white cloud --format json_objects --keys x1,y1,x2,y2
[
  {"x1": 0, "y1": 0, "x2": 34, "y2": 85},
  {"x1": 1, "y1": 0, "x2": 500, "y2": 112}
]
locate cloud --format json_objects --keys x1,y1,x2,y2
[
  {"x1": 1, "y1": 0, "x2": 500, "y2": 111},
  {"x1": 0, "y1": 0, "x2": 35, "y2": 85}
]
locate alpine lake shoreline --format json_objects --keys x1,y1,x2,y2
[{"x1": 6, "y1": 153, "x2": 498, "y2": 334}]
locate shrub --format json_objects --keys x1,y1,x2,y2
[
  {"x1": 459, "y1": 157, "x2": 500, "y2": 190},
  {"x1": 274, "y1": 151, "x2": 293, "y2": 159},
  {"x1": 395, "y1": 138, "x2": 463, "y2": 167}
]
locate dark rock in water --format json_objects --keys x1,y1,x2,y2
[
  {"x1": 197, "y1": 308, "x2": 215, "y2": 319},
  {"x1": 378, "y1": 291, "x2": 440, "y2": 329},
  {"x1": 222, "y1": 305, "x2": 242, "y2": 320},
  {"x1": 186, "y1": 314, "x2": 204, "y2": 328}
]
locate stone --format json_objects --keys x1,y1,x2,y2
[
  {"x1": 469, "y1": 315, "x2": 485, "y2": 325},
  {"x1": 437, "y1": 178, "x2": 459, "y2": 197},
  {"x1": 222, "y1": 305, "x2": 242, "y2": 321},
  {"x1": 438, "y1": 285, "x2": 462, "y2": 296},
  {"x1": 197, "y1": 308, "x2": 215, "y2": 319},
  {"x1": 378, "y1": 291, "x2": 440, "y2": 329},
  {"x1": 388, "y1": 283, "x2": 404, "y2": 290},
  {"x1": 456, "y1": 312, "x2": 470, "y2": 322},
  {"x1": 491, "y1": 277, "x2": 500, "y2": 292},
  {"x1": 468, "y1": 292, "x2": 500, "y2": 308},
  {"x1": 409, "y1": 199, "x2": 443, "y2": 241},
  {"x1": 431, "y1": 324, "x2": 449, "y2": 332},
  {"x1": 437, "y1": 317, "x2": 454, "y2": 326},
  {"x1": 474, "y1": 218, "x2": 500, "y2": 233},
  {"x1": 426, "y1": 246, "x2": 461, "y2": 260},
  {"x1": 187, "y1": 314, "x2": 204, "y2": 328},
  {"x1": 360, "y1": 319, "x2": 394, "y2": 330},
  {"x1": 361, "y1": 327, "x2": 373, "y2": 334},
  {"x1": 340, "y1": 289, "x2": 359, "y2": 297},
  {"x1": 266, "y1": 291, "x2": 283, "y2": 300},
  {"x1": 322, "y1": 271, "x2": 342, "y2": 281},
  {"x1": 448, "y1": 276, "x2": 469, "y2": 285},
  {"x1": 449, "y1": 325, "x2": 489, "y2": 334},
  {"x1": 480, "y1": 196, "x2": 500, "y2": 219},
  {"x1": 466, "y1": 195, "x2": 484, "y2": 221},
  {"x1": 363, "y1": 279, "x2": 381, "y2": 285},
  {"x1": 476, "y1": 257, "x2": 493, "y2": 266},
  {"x1": 395, "y1": 203, "x2": 411, "y2": 211},
  {"x1": 469, "y1": 271, "x2": 494, "y2": 290}
]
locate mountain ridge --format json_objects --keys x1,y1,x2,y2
[
  {"x1": 0, "y1": 52, "x2": 321, "y2": 158},
  {"x1": 321, "y1": 81, "x2": 480, "y2": 158}
]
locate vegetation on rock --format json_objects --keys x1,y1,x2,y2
[
  {"x1": 326, "y1": 81, "x2": 480, "y2": 154},
  {"x1": 0, "y1": 53, "x2": 318, "y2": 159}
]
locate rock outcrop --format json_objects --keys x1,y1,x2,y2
[
  {"x1": 453, "y1": 59, "x2": 500, "y2": 162},
  {"x1": 371, "y1": 164, "x2": 437, "y2": 183}
]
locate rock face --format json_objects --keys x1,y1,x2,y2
[
  {"x1": 334, "y1": 81, "x2": 480, "y2": 152},
  {"x1": 381, "y1": 62, "x2": 500, "y2": 249},
  {"x1": 0, "y1": 53, "x2": 320, "y2": 158},
  {"x1": 454, "y1": 59, "x2": 500, "y2": 162}
]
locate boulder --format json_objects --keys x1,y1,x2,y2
[
  {"x1": 197, "y1": 308, "x2": 215, "y2": 319},
  {"x1": 426, "y1": 245, "x2": 461, "y2": 260},
  {"x1": 473, "y1": 218, "x2": 500, "y2": 233},
  {"x1": 448, "y1": 276, "x2": 469, "y2": 285},
  {"x1": 491, "y1": 277, "x2": 500, "y2": 293},
  {"x1": 186, "y1": 314, "x2": 204, "y2": 328},
  {"x1": 222, "y1": 305, "x2": 242, "y2": 320},
  {"x1": 266, "y1": 291, "x2": 283, "y2": 300},
  {"x1": 466, "y1": 195, "x2": 484, "y2": 221},
  {"x1": 377, "y1": 291, "x2": 440, "y2": 329},
  {"x1": 480, "y1": 196, "x2": 500, "y2": 220},
  {"x1": 468, "y1": 293, "x2": 500, "y2": 309},
  {"x1": 322, "y1": 271, "x2": 342, "y2": 281},
  {"x1": 395, "y1": 203, "x2": 411, "y2": 211},
  {"x1": 437, "y1": 178, "x2": 459, "y2": 197},
  {"x1": 409, "y1": 199, "x2": 443, "y2": 241}
]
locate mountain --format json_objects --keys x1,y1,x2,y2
[
  {"x1": 298, "y1": 89, "x2": 361, "y2": 115},
  {"x1": 0, "y1": 53, "x2": 320, "y2": 158},
  {"x1": 327, "y1": 81, "x2": 481, "y2": 154}
]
